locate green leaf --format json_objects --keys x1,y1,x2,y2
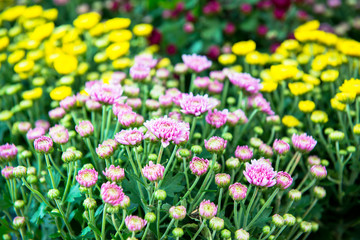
[
  {"x1": 95, "y1": 204, "x2": 104, "y2": 218},
  {"x1": 161, "y1": 173, "x2": 185, "y2": 197},
  {"x1": 122, "y1": 177, "x2": 143, "y2": 205},
  {"x1": 65, "y1": 184, "x2": 82, "y2": 203},
  {"x1": 252, "y1": 207, "x2": 273, "y2": 228},
  {"x1": 77, "y1": 226, "x2": 94, "y2": 239},
  {"x1": 49, "y1": 232, "x2": 61, "y2": 239},
  {"x1": 88, "y1": 223, "x2": 101, "y2": 237},
  {"x1": 223, "y1": 216, "x2": 236, "y2": 232},
  {"x1": 240, "y1": 16, "x2": 258, "y2": 32},
  {"x1": 30, "y1": 202, "x2": 47, "y2": 224},
  {"x1": 0, "y1": 194, "x2": 12, "y2": 211},
  {"x1": 189, "y1": 41, "x2": 203, "y2": 54},
  {"x1": 0, "y1": 217, "x2": 14, "y2": 234}
]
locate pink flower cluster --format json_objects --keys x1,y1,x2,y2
[
  {"x1": 115, "y1": 129, "x2": 144, "y2": 146},
  {"x1": 199, "y1": 200, "x2": 217, "y2": 219},
  {"x1": 34, "y1": 136, "x2": 53, "y2": 154},
  {"x1": 204, "y1": 136, "x2": 227, "y2": 154},
  {"x1": 88, "y1": 81, "x2": 125, "y2": 105},
  {"x1": 26, "y1": 127, "x2": 46, "y2": 141},
  {"x1": 182, "y1": 54, "x2": 212, "y2": 72},
  {"x1": 229, "y1": 183, "x2": 248, "y2": 201},
  {"x1": 76, "y1": 169, "x2": 98, "y2": 188},
  {"x1": 228, "y1": 72, "x2": 261, "y2": 94},
  {"x1": 275, "y1": 171, "x2": 293, "y2": 190},
  {"x1": 49, "y1": 125, "x2": 69, "y2": 144},
  {"x1": 142, "y1": 161, "x2": 165, "y2": 182},
  {"x1": 75, "y1": 121, "x2": 94, "y2": 137},
  {"x1": 243, "y1": 159, "x2": 277, "y2": 187},
  {"x1": 101, "y1": 181, "x2": 125, "y2": 206},
  {"x1": 144, "y1": 116, "x2": 190, "y2": 148},
  {"x1": 235, "y1": 145, "x2": 253, "y2": 162}
]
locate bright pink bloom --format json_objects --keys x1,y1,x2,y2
[
  {"x1": 182, "y1": 54, "x2": 212, "y2": 72},
  {"x1": 228, "y1": 72, "x2": 261, "y2": 94},
  {"x1": 275, "y1": 171, "x2": 293, "y2": 190},
  {"x1": 26, "y1": 127, "x2": 46, "y2": 141},
  {"x1": 115, "y1": 129, "x2": 144, "y2": 146},
  {"x1": 101, "y1": 181, "x2": 125, "y2": 206},
  {"x1": 89, "y1": 82, "x2": 125, "y2": 105},
  {"x1": 199, "y1": 200, "x2": 217, "y2": 219},
  {"x1": 49, "y1": 107, "x2": 66, "y2": 120},
  {"x1": 118, "y1": 111, "x2": 137, "y2": 128},
  {"x1": 273, "y1": 139, "x2": 290, "y2": 155},
  {"x1": 0, "y1": 144, "x2": 18, "y2": 163},
  {"x1": 248, "y1": 93, "x2": 274, "y2": 115},
  {"x1": 144, "y1": 116, "x2": 190, "y2": 147},
  {"x1": 189, "y1": 157, "x2": 209, "y2": 176},
  {"x1": 194, "y1": 76, "x2": 210, "y2": 90},
  {"x1": 113, "y1": 103, "x2": 133, "y2": 116},
  {"x1": 130, "y1": 64, "x2": 151, "y2": 81},
  {"x1": 229, "y1": 183, "x2": 248, "y2": 201},
  {"x1": 204, "y1": 136, "x2": 227, "y2": 154},
  {"x1": 291, "y1": 133, "x2": 317, "y2": 153},
  {"x1": 310, "y1": 165, "x2": 327, "y2": 179},
  {"x1": 243, "y1": 159, "x2": 277, "y2": 187},
  {"x1": 1, "y1": 166, "x2": 14, "y2": 179},
  {"x1": 208, "y1": 80, "x2": 224, "y2": 94},
  {"x1": 210, "y1": 71, "x2": 226, "y2": 81},
  {"x1": 259, "y1": 143, "x2": 273, "y2": 157},
  {"x1": 103, "y1": 165, "x2": 125, "y2": 182},
  {"x1": 169, "y1": 206, "x2": 187, "y2": 220},
  {"x1": 206, "y1": 109, "x2": 228, "y2": 128},
  {"x1": 35, "y1": 120, "x2": 50, "y2": 131},
  {"x1": 235, "y1": 145, "x2": 253, "y2": 162},
  {"x1": 125, "y1": 215, "x2": 147, "y2": 232},
  {"x1": 60, "y1": 96, "x2": 77, "y2": 111},
  {"x1": 34, "y1": 136, "x2": 53, "y2": 154},
  {"x1": 76, "y1": 169, "x2": 98, "y2": 188},
  {"x1": 75, "y1": 121, "x2": 94, "y2": 137},
  {"x1": 142, "y1": 161, "x2": 164, "y2": 182},
  {"x1": 49, "y1": 125, "x2": 69, "y2": 144},
  {"x1": 180, "y1": 93, "x2": 216, "y2": 116}
]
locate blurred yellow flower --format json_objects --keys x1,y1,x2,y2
[
  {"x1": 157, "y1": 58, "x2": 171, "y2": 68},
  {"x1": 77, "y1": 62, "x2": 89, "y2": 75},
  {"x1": 14, "y1": 59, "x2": 35, "y2": 73},
  {"x1": 288, "y1": 82, "x2": 313, "y2": 96},
  {"x1": 108, "y1": 30, "x2": 133, "y2": 42},
  {"x1": 354, "y1": 124, "x2": 360, "y2": 135},
  {"x1": 89, "y1": 23, "x2": 105, "y2": 37},
  {"x1": 311, "y1": 55, "x2": 327, "y2": 71},
  {"x1": 133, "y1": 24, "x2": 153, "y2": 37},
  {"x1": 30, "y1": 22, "x2": 54, "y2": 41},
  {"x1": 73, "y1": 12, "x2": 101, "y2": 30},
  {"x1": 0, "y1": 110, "x2": 13, "y2": 121},
  {"x1": 335, "y1": 92, "x2": 356, "y2": 104},
  {"x1": 269, "y1": 64, "x2": 299, "y2": 82},
  {"x1": 295, "y1": 20, "x2": 320, "y2": 32},
  {"x1": 23, "y1": 5, "x2": 43, "y2": 19},
  {"x1": 22, "y1": 87, "x2": 43, "y2": 100},
  {"x1": 297, "y1": 53, "x2": 310, "y2": 65},
  {"x1": 330, "y1": 98, "x2": 346, "y2": 111},
  {"x1": 339, "y1": 78, "x2": 360, "y2": 95},
  {"x1": 282, "y1": 115, "x2": 300, "y2": 127},
  {"x1": 302, "y1": 74, "x2": 320, "y2": 86},
  {"x1": 106, "y1": 42, "x2": 130, "y2": 60},
  {"x1": 270, "y1": 53, "x2": 285, "y2": 63},
  {"x1": 43, "y1": 8, "x2": 58, "y2": 21},
  {"x1": 1, "y1": 5, "x2": 26, "y2": 21},
  {"x1": 310, "y1": 110, "x2": 328, "y2": 124},
  {"x1": 245, "y1": 51, "x2": 268, "y2": 65},
  {"x1": 0, "y1": 36, "x2": 9, "y2": 51},
  {"x1": 53, "y1": 54, "x2": 78, "y2": 75},
  {"x1": 320, "y1": 69, "x2": 339, "y2": 82},
  {"x1": 281, "y1": 39, "x2": 300, "y2": 51},
  {"x1": 218, "y1": 54, "x2": 236, "y2": 65},
  {"x1": 94, "y1": 52, "x2": 108, "y2": 63},
  {"x1": 298, "y1": 100, "x2": 315, "y2": 113},
  {"x1": 27, "y1": 49, "x2": 44, "y2": 61},
  {"x1": 8, "y1": 50, "x2": 25, "y2": 64},
  {"x1": 260, "y1": 81, "x2": 278, "y2": 92},
  {"x1": 112, "y1": 58, "x2": 131, "y2": 69},
  {"x1": 232, "y1": 40, "x2": 256, "y2": 56},
  {"x1": 337, "y1": 39, "x2": 360, "y2": 57},
  {"x1": 50, "y1": 86, "x2": 72, "y2": 101},
  {"x1": 105, "y1": 18, "x2": 131, "y2": 31}
]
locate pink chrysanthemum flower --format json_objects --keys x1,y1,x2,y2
[
  {"x1": 76, "y1": 92, "x2": 90, "y2": 104},
  {"x1": 226, "y1": 112, "x2": 241, "y2": 126},
  {"x1": 102, "y1": 139, "x2": 119, "y2": 151},
  {"x1": 144, "y1": 116, "x2": 190, "y2": 148},
  {"x1": 174, "y1": 63, "x2": 188, "y2": 74},
  {"x1": 112, "y1": 103, "x2": 132, "y2": 116},
  {"x1": 0, "y1": 143, "x2": 18, "y2": 163},
  {"x1": 206, "y1": 109, "x2": 228, "y2": 128},
  {"x1": 96, "y1": 144, "x2": 114, "y2": 159},
  {"x1": 234, "y1": 145, "x2": 253, "y2": 162},
  {"x1": 210, "y1": 70, "x2": 226, "y2": 81},
  {"x1": 60, "y1": 96, "x2": 77, "y2": 111},
  {"x1": 115, "y1": 129, "x2": 144, "y2": 146},
  {"x1": 86, "y1": 99, "x2": 102, "y2": 111},
  {"x1": 17, "y1": 122, "x2": 31, "y2": 134},
  {"x1": 208, "y1": 80, "x2": 224, "y2": 94},
  {"x1": 1, "y1": 166, "x2": 14, "y2": 179},
  {"x1": 199, "y1": 200, "x2": 217, "y2": 219},
  {"x1": 215, "y1": 173, "x2": 231, "y2": 188},
  {"x1": 233, "y1": 109, "x2": 248, "y2": 124},
  {"x1": 48, "y1": 107, "x2": 66, "y2": 120},
  {"x1": 126, "y1": 98, "x2": 142, "y2": 109},
  {"x1": 75, "y1": 121, "x2": 94, "y2": 137},
  {"x1": 89, "y1": 82, "x2": 125, "y2": 105},
  {"x1": 103, "y1": 165, "x2": 125, "y2": 182},
  {"x1": 168, "y1": 111, "x2": 182, "y2": 121},
  {"x1": 134, "y1": 54, "x2": 157, "y2": 68},
  {"x1": 118, "y1": 111, "x2": 137, "y2": 128},
  {"x1": 145, "y1": 99, "x2": 160, "y2": 111},
  {"x1": 310, "y1": 165, "x2": 327, "y2": 179},
  {"x1": 76, "y1": 169, "x2": 98, "y2": 188},
  {"x1": 165, "y1": 88, "x2": 182, "y2": 102},
  {"x1": 110, "y1": 72, "x2": 126, "y2": 85},
  {"x1": 35, "y1": 120, "x2": 50, "y2": 131},
  {"x1": 101, "y1": 181, "x2": 125, "y2": 206},
  {"x1": 179, "y1": 93, "x2": 215, "y2": 116},
  {"x1": 119, "y1": 195, "x2": 131, "y2": 209},
  {"x1": 49, "y1": 125, "x2": 69, "y2": 144},
  {"x1": 204, "y1": 136, "x2": 227, "y2": 154},
  {"x1": 307, "y1": 155, "x2": 321, "y2": 166},
  {"x1": 158, "y1": 94, "x2": 173, "y2": 108},
  {"x1": 194, "y1": 76, "x2": 210, "y2": 90},
  {"x1": 291, "y1": 133, "x2": 317, "y2": 153},
  {"x1": 229, "y1": 183, "x2": 248, "y2": 201},
  {"x1": 248, "y1": 93, "x2": 274, "y2": 115},
  {"x1": 275, "y1": 171, "x2": 293, "y2": 190},
  {"x1": 273, "y1": 139, "x2": 290, "y2": 155},
  {"x1": 243, "y1": 159, "x2": 277, "y2": 187},
  {"x1": 182, "y1": 54, "x2": 212, "y2": 72},
  {"x1": 259, "y1": 143, "x2": 273, "y2": 158},
  {"x1": 142, "y1": 161, "x2": 165, "y2": 182},
  {"x1": 124, "y1": 85, "x2": 140, "y2": 97},
  {"x1": 266, "y1": 115, "x2": 280, "y2": 124},
  {"x1": 156, "y1": 68, "x2": 170, "y2": 79},
  {"x1": 169, "y1": 206, "x2": 187, "y2": 220},
  {"x1": 125, "y1": 215, "x2": 147, "y2": 232},
  {"x1": 235, "y1": 228, "x2": 250, "y2": 240},
  {"x1": 26, "y1": 127, "x2": 46, "y2": 141},
  {"x1": 130, "y1": 63, "x2": 151, "y2": 81},
  {"x1": 189, "y1": 157, "x2": 209, "y2": 176},
  {"x1": 228, "y1": 72, "x2": 261, "y2": 94},
  {"x1": 34, "y1": 136, "x2": 53, "y2": 154}
]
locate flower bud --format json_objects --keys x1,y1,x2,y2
[
  {"x1": 235, "y1": 228, "x2": 250, "y2": 240},
  {"x1": 2, "y1": 234, "x2": 11, "y2": 240},
  {"x1": 354, "y1": 124, "x2": 360, "y2": 135},
  {"x1": 229, "y1": 183, "x2": 247, "y2": 201},
  {"x1": 169, "y1": 206, "x2": 186, "y2": 220},
  {"x1": 347, "y1": 146, "x2": 356, "y2": 153},
  {"x1": 215, "y1": 173, "x2": 231, "y2": 188},
  {"x1": 82, "y1": 163, "x2": 95, "y2": 170},
  {"x1": 288, "y1": 189, "x2": 302, "y2": 201},
  {"x1": 172, "y1": 227, "x2": 184, "y2": 238},
  {"x1": 213, "y1": 162, "x2": 221, "y2": 173},
  {"x1": 79, "y1": 186, "x2": 89, "y2": 194},
  {"x1": 191, "y1": 145, "x2": 202, "y2": 154},
  {"x1": 268, "y1": 235, "x2": 275, "y2": 240},
  {"x1": 339, "y1": 149, "x2": 347, "y2": 155},
  {"x1": 27, "y1": 175, "x2": 38, "y2": 184},
  {"x1": 324, "y1": 128, "x2": 334, "y2": 135},
  {"x1": 263, "y1": 225, "x2": 271, "y2": 234},
  {"x1": 14, "y1": 200, "x2": 25, "y2": 209},
  {"x1": 136, "y1": 145, "x2": 143, "y2": 153},
  {"x1": 74, "y1": 150, "x2": 83, "y2": 160},
  {"x1": 307, "y1": 155, "x2": 321, "y2": 166},
  {"x1": 119, "y1": 195, "x2": 131, "y2": 209},
  {"x1": 19, "y1": 150, "x2": 32, "y2": 159},
  {"x1": 221, "y1": 229, "x2": 231, "y2": 239},
  {"x1": 145, "y1": 212, "x2": 156, "y2": 223},
  {"x1": 311, "y1": 222, "x2": 319, "y2": 232},
  {"x1": 272, "y1": 214, "x2": 284, "y2": 227},
  {"x1": 225, "y1": 157, "x2": 240, "y2": 169},
  {"x1": 13, "y1": 166, "x2": 27, "y2": 178},
  {"x1": 204, "y1": 136, "x2": 227, "y2": 154},
  {"x1": 62, "y1": 150, "x2": 76, "y2": 163},
  {"x1": 254, "y1": 126, "x2": 263, "y2": 135},
  {"x1": 321, "y1": 159, "x2": 329, "y2": 166},
  {"x1": 13, "y1": 216, "x2": 25, "y2": 229},
  {"x1": 222, "y1": 132, "x2": 233, "y2": 141},
  {"x1": 47, "y1": 189, "x2": 60, "y2": 199},
  {"x1": 148, "y1": 154, "x2": 157, "y2": 162},
  {"x1": 310, "y1": 165, "x2": 327, "y2": 179},
  {"x1": 39, "y1": 177, "x2": 46, "y2": 183},
  {"x1": 209, "y1": 217, "x2": 224, "y2": 231},
  {"x1": 193, "y1": 132, "x2": 202, "y2": 139},
  {"x1": 300, "y1": 221, "x2": 312, "y2": 232},
  {"x1": 83, "y1": 198, "x2": 97, "y2": 209},
  {"x1": 179, "y1": 148, "x2": 191, "y2": 158},
  {"x1": 106, "y1": 205, "x2": 120, "y2": 213},
  {"x1": 249, "y1": 137, "x2": 263, "y2": 148},
  {"x1": 27, "y1": 166, "x2": 36, "y2": 176},
  {"x1": 329, "y1": 131, "x2": 345, "y2": 141},
  {"x1": 154, "y1": 190, "x2": 167, "y2": 201},
  {"x1": 313, "y1": 186, "x2": 326, "y2": 199},
  {"x1": 259, "y1": 143, "x2": 273, "y2": 158},
  {"x1": 283, "y1": 214, "x2": 296, "y2": 226}
]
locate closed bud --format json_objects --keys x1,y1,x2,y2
[
  {"x1": 268, "y1": 236, "x2": 275, "y2": 240},
  {"x1": 329, "y1": 131, "x2": 345, "y2": 141},
  {"x1": 39, "y1": 177, "x2": 46, "y2": 183},
  {"x1": 48, "y1": 189, "x2": 60, "y2": 199},
  {"x1": 148, "y1": 154, "x2": 157, "y2": 162},
  {"x1": 83, "y1": 198, "x2": 97, "y2": 209},
  {"x1": 222, "y1": 132, "x2": 233, "y2": 141},
  {"x1": 353, "y1": 124, "x2": 360, "y2": 135},
  {"x1": 221, "y1": 229, "x2": 231, "y2": 239},
  {"x1": 283, "y1": 214, "x2": 296, "y2": 226},
  {"x1": 250, "y1": 137, "x2": 263, "y2": 148},
  {"x1": 13, "y1": 166, "x2": 27, "y2": 178},
  {"x1": 321, "y1": 159, "x2": 329, "y2": 166},
  {"x1": 193, "y1": 132, "x2": 202, "y2": 139},
  {"x1": 83, "y1": 211, "x2": 89, "y2": 220},
  {"x1": 339, "y1": 149, "x2": 347, "y2": 155},
  {"x1": 263, "y1": 225, "x2": 271, "y2": 234},
  {"x1": 13, "y1": 216, "x2": 25, "y2": 229},
  {"x1": 254, "y1": 126, "x2": 263, "y2": 135},
  {"x1": 79, "y1": 186, "x2": 89, "y2": 194},
  {"x1": 172, "y1": 228, "x2": 184, "y2": 238},
  {"x1": 14, "y1": 200, "x2": 25, "y2": 209},
  {"x1": 226, "y1": 157, "x2": 240, "y2": 169},
  {"x1": 2, "y1": 234, "x2": 11, "y2": 240},
  {"x1": 62, "y1": 150, "x2": 76, "y2": 163},
  {"x1": 27, "y1": 166, "x2": 37, "y2": 176},
  {"x1": 19, "y1": 150, "x2": 32, "y2": 159},
  {"x1": 272, "y1": 214, "x2": 284, "y2": 227},
  {"x1": 215, "y1": 173, "x2": 231, "y2": 188},
  {"x1": 213, "y1": 162, "x2": 221, "y2": 173},
  {"x1": 27, "y1": 175, "x2": 38, "y2": 184},
  {"x1": 300, "y1": 221, "x2": 312, "y2": 232},
  {"x1": 310, "y1": 165, "x2": 327, "y2": 179},
  {"x1": 179, "y1": 149, "x2": 191, "y2": 158},
  {"x1": 296, "y1": 217, "x2": 302, "y2": 223},
  {"x1": 347, "y1": 146, "x2": 356, "y2": 153},
  {"x1": 191, "y1": 145, "x2": 202, "y2": 154},
  {"x1": 313, "y1": 186, "x2": 326, "y2": 199},
  {"x1": 324, "y1": 128, "x2": 334, "y2": 135},
  {"x1": 154, "y1": 190, "x2": 166, "y2": 201},
  {"x1": 209, "y1": 217, "x2": 224, "y2": 231},
  {"x1": 106, "y1": 205, "x2": 120, "y2": 213},
  {"x1": 311, "y1": 222, "x2": 319, "y2": 232},
  {"x1": 145, "y1": 212, "x2": 156, "y2": 223},
  {"x1": 82, "y1": 164, "x2": 95, "y2": 170},
  {"x1": 235, "y1": 228, "x2": 250, "y2": 240},
  {"x1": 227, "y1": 97, "x2": 236, "y2": 105},
  {"x1": 288, "y1": 189, "x2": 302, "y2": 201},
  {"x1": 287, "y1": 128, "x2": 298, "y2": 136},
  {"x1": 136, "y1": 145, "x2": 143, "y2": 153}
]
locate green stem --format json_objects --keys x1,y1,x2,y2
[
  {"x1": 300, "y1": 179, "x2": 316, "y2": 194},
  {"x1": 45, "y1": 154, "x2": 56, "y2": 188},
  {"x1": 243, "y1": 187, "x2": 259, "y2": 228},
  {"x1": 161, "y1": 218, "x2": 175, "y2": 240},
  {"x1": 189, "y1": 73, "x2": 196, "y2": 93},
  {"x1": 273, "y1": 225, "x2": 287, "y2": 240},
  {"x1": 237, "y1": 90, "x2": 243, "y2": 109},
  {"x1": 188, "y1": 117, "x2": 198, "y2": 147},
  {"x1": 221, "y1": 79, "x2": 230, "y2": 108},
  {"x1": 179, "y1": 176, "x2": 200, "y2": 204},
  {"x1": 104, "y1": 106, "x2": 113, "y2": 141},
  {"x1": 100, "y1": 105, "x2": 107, "y2": 142},
  {"x1": 234, "y1": 201, "x2": 239, "y2": 228},
  {"x1": 157, "y1": 145, "x2": 164, "y2": 164},
  {"x1": 180, "y1": 74, "x2": 185, "y2": 92},
  {"x1": 55, "y1": 199, "x2": 75, "y2": 238},
  {"x1": 302, "y1": 199, "x2": 317, "y2": 220},
  {"x1": 61, "y1": 162, "x2": 73, "y2": 203},
  {"x1": 85, "y1": 138, "x2": 100, "y2": 171},
  {"x1": 21, "y1": 178, "x2": 52, "y2": 208},
  {"x1": 101, "y1": 204, "x2": 107, "y2": 240},
  {"x1": 157, "y1": 200, "x2": 162, "y2": 238},
  {"x1": 48, "y1": 154, "x2": 66, "y2": 179},
  {"x1": 115, "y1": 209, "x2": 126, "y2": 239},
  {"x1": 217, "y1": 188, "x2": 223, "y2": 217},
  {"x1": 183, "y1": 158, "x2": 190, "y2": 190},
  {"x1": 191, "y1": 220, "x2": 206, "y2": 240},
  {"x1": 275, "y1": 155, "x2": 281, "y2": 172}
]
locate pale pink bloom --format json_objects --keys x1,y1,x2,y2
[
  {"x1": 273, "y1": 139, "x2": 290, "y2": 155},
  {"x1": 118, "y1": 111, "x2": 137, "y2": 128},
  {"x1": 53, "y1": 0, "x2": 69, "y2": 6},
  {"x1": 275, "y1": 171, "x2": 293, "y2": 190},
  {"x1": 156, "y1": 68, "x2": 170, "y2": 79},
  {"x1": 208, "y1": 80, "x2": 224, "y2": 94},
  {"x1": 96, "y1": 144, "x2": 114, "y2": 159},
  {"x1": 145, "y1": 99, "x2": 160, "y2": 111},
  {"x1": 226, "y1": 112, "x2": 241, "y2": 126},
  {"x1": 204, "y1": 136, "x2": 227, "y2": 154},
  {"x1": 134, "y1": 54, "x2": 157, "y2": 68},
  {"x1": 248, "y1": 93, "x2": 274, "y2": 115},
  {"x1": 229, "y1": 183, "x2": 248, "y2": 201},
  {"x1": 199, "y1": 200, "x2": 217, "y2": 219},
  {"x1": 89, "y1": 82, "x2": 125, "y2": 105},
  {"x1": 113, "y1": 103, "x2": 132, "y2": 116},
  {"x1": 307, "y1": 156, "x2": 321, "y2": 166},
  {"x1": 243, "y1": 159, "x2": 277, "y2": 187},
  {"x1": 215, "y1": 173, "x2": 231, "y2": 187},
  {"x1": 35, "y1": 120, "x2": 50, "y2": 131},
  {"x1": 233, "y1": 109, "x2": 248, "y2": 123},
  {"x1": 125, "y1": 215, "x2": 147, "y2": 232},
  {"x1": 228, "y1": 72, "x2": 261, "y2": 94},
  {"x1": 86, "y1": 99, "x2": 102, "y2": 111},
  {"x1": 75, "y1": 121, "x2": 94, "y2": 137},
  {"x1": 174, "y1": 63, "x2": 188, "y2": 74},
  {"x1": 159, "y1": 94, "x2": 173, "y2": 108},
  {"x1": 194, "y1": 76, "x2": 210, "y2": 90},
  {"x1": 130, "y1": 64, "x2": 151, "y2": 81},
  {"x1": 49, "y1": 125, "x2": 69, "y2": 144},
  {"x1": 26, "y1": 127, "x2": 46, "y2": 141},
  {"x1": 144, "y1": 116, "x2": 190, "y2": 147},
  {"x1": 168, "y1": 111, "x2": 182, "y2": 121},
  {"x1": 115, "y1": 129, "x2": 144, "y2": 146},
  {"x1": 310, "y1": 165, "x2": 327, "y2": 179},
  {"x1": 17, "y1": 122, "x2": 31, "y2": 134},
  {"x1": 60, "y1": 96, "x2": 77, "y2": 111},
  {"x1": 76, "y1": 93, "x2": 90, "y2": 104},
  {"x1": 291, "y1": 133, "x2": 317, "y2": 153},
  {"x1": 210, "y1": 70, "x2": 226, "y2": 81},
  {"x1": 169, "y1": 206, "x2": 187, "y2": 220},
  {"x1": 34, "y1": 136, "x2": 53, "y2": 154},
  {"x1": 189, "y1": 157, "x2": 209, "y2": 176},
  {"x1": 76, "y1": 169, "x2": 98, "y2": 188},
  {"x1": 259, "y1": 143, "x2": 273, "y2": 157},
  {"x1": 142, "y1": 161, "x2": 164, "y2": 182},
  {"x1": 235, "y1": 145, "x2": 253, "y2": 162},
  {"x1": 103, "y1": 165, "x2": 125, "y2": 182},
  {"x1": 102, "y1": 139, "x2": 119, "y2": 151},
  {"x1": 206, "y1": 109, "x2": 228, "y2": 128},
  {"x1": 182, "y1": 54, "x2": 212, "y2": 72},
  {"x1": 179, "y1": 93, "x2": 216, "y2": 116},
  {"x1": 124, "y1": 85, "x2": 140, "y2": 97},
  {"x1": 1, "y1": 166, "x2": 14, "y2": 179},
  {"x1": 48, "y1": 107, "x2": 66, "y2": 120},
  {"x1": 0, "y1": 143, "x2": 18, "y2": 163},
  {"x1": 101, "y1": 181, "x2": 125, "y2": 206},
  {"x1": 235, "y1": 229, "x2": 250, "y2": 240},
  {"x1": 110, "y1": 72, "x2": 126, "y2": 85},
  {"x1": 126, "y1": 98, "x2": 142, "y2": 109}
]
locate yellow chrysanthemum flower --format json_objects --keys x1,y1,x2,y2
[
  {"x1": 106, "y1": 42, "x2": 130, "y2": 60},
  {"x1": 8, "y1": 50, "x2": 25, "y2": 64},
  {"x1": 218, "y1": 54, "x2": 236, "y2": 65},
  {"x1": 133, "y1": 24, "x2": 153, "y2": 37},
  {"x1": 23, "y1": 5, "x2": 43, "y2": 19},
  {"x1": 311, "y1": 55, "x2": 327, "y2": 71},
  {"x1": 53, "y1": 54, "x2": 78, "y2": 75},
  {"x1": 105, "y1": 18, "x2": 131, "y2": 31},
  {"x1": 77, "y1": 62, "x2": 89, "y2": 75},
  {"x1": 232, "y1": 40, "x2": 256, "y2": 56},
  {"x1": 42, "y1": 8, "x2": 58, "y2": 21},
  {"x1": 320, "y1": 69, "x2": 339, "y2": 82},
  {"x1": 282, "y1": 115, "x2": 300, "y2": 127},
  {"x1": 94, "y1": 52, "x2": 108, "y2": 63},
  {"x1": 354, "y1": 124, "x2": 360, "y2": 135},
  {"x1": 298, "y1": 100, "x2": 315, "y2": 113},
  {"x1": 1, "y1": 5, "x2": 26, "y2": 21},
  {"x1": 73, "y1": 12, "x2": 101, "y2": 30},
  {"x1": 89, "y1": 23, "x2": 105, "y2": 37},
  {"x1": 108, "y1": 30, "x2": 133, "y2": 42},
  {"x1": 50, "y1": 86, "x2": 72, "y2": 101},
  {"x1": 30, "y1": 22, "x2": 54, "y2": 41},
  {"x1": 295, "y1": 20, "x2": 320, "y2": 32},
  {"x1": 335, "y1": 92, "x2": 356, "y2": 104},
  {"x1": 281, "y1": 39, "x2": 300, "y2": 51},
  {"x1": 260, "y1": 69, "x2": 272, "y2": 82},
  {"x1": 270, "y1": 53, "x2": 286, "y2": 63},
  {"x1": 260, "y1": 81, "x2": 278, "y2": 93},
  {"x1": 0, "y1": 110, "x2": 13, "y2": 121},
  {"x1": 302, "y1": 74, "x2": 320, "y2": 86},
  {"x1": 339, "y1": 78, "x2": 360, "y2": 95},
  {"x1": 310, "y1": 111, "x2": 328, "y2": 124},
  {"x1": 297, "y1": 53, "x2": 310, "y2": 65},
  {"x1": 63, "y1": 42, "x2": 87, "y2": 55},
  {"x1": 269, "y1": 64, "x2": 299, "y2": 82},
  {"x1": 27, "y1": 49, "x2": 44, "y2": 61},
  {"x1": 288, "y1": 82, "x2": 313, "y2": 96},
  {"x1": 331, "y1": 98, "x2": 346, "y2": 111},
  {"x1": 0, "y1": 36, "x2": 10, "y2": 51},
  {"x1": 245, "y1": 51, "x2": 268, "y2": 65},
  {"x1": 14, "y1": 59, "x2": 35, "y2": 73},
  {"x1": 157, "y1": 58, "x2": 171, "y2": 68},
  {"x1": 22, "y1": 87, "x2": 43, "y2": 100}
]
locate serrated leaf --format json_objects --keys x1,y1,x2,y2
[
  {"x1": 30, "y1": 202, "x2": 47, "y2": 224},
  {"x1": 252, "y1": 207, "x2": 272, "y2": 228},
  {"x1": 88, "y1": 223, "x2": 101, "y2": 237},
  {"x1": 162, "y1": 173, "x2": 185, "y2": 197},
  {"x1": 65, "y1": 184, "x2": 82, "y2": 203},
  {"x1": 182, "y1": 223, "x2": 198, "y2": 229},
  {"x1": 95, "y1": 204, "x2": 104, "y2": 218},
  {"x1": 77, "y1": 226, "x2": 94, "y2": 239},
  {"x1": 0, "y1": 194, "x2": 12, "y2": 211},
  {"x1": 49, "y1": 232, "x2": 61, "y2": 238}
]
